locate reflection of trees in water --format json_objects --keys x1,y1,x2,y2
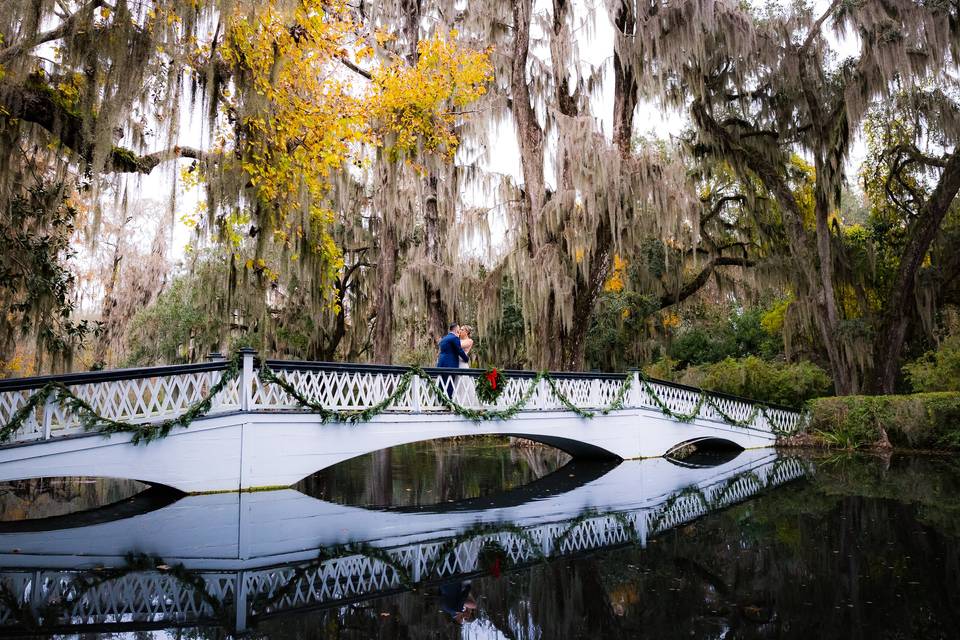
[
  {"x1": 0, "y1": 477, "x2": 148, "y2": 521},
  {"x1": 265, "y1": 455, "x2": 960, "y2": 639},
  {"x1": 510, "y1": 440, "x2": 572, "y2": 478},
  {"x1": 297, "y1": 437, "x2": 570, "y2": 508}
]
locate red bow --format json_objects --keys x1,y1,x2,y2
[{"x1": 486, "y1": 368, "x2": 499, "y2": 390}]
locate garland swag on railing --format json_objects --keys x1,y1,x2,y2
[
  {"x1": 634, "y1": 371, "x2": 804, "y2": 435},
  {"x1": 0, "y1": 356, "x2": 241, "y2": 445},
  {"x1": 257, "y1": 362, "x2": 634, "y2": 424},
  {"x1": 0, "y1": 353, "x2": 804, "y2": 447}
]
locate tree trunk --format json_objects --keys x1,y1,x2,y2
[
  {"x1": 869, "y1": 151, "x2": 960, "y2": 393},
  {"x1": 372, "y1": 222, "x2": 397, "y2": 363},
  {"x1": 92, "y1": 250, "x2": 122, "y2": 366},
  {"x1": 560, "y1": 236, "x2": 612, "y2": 371},
  {"x1": 423, "y1": 174, "x2": 446, "y2": 342}
]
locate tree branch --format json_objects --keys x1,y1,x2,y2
[
  {"x1": 338, "y1": 55, "x2": 372, "y2": 80},
  {"x1": 0, "y1": 0, "x2": 106, "y2": 65},
  {"x1": 659, "y1": 255, "x2": 754, "y2": 308},
  {"x1": 1, "y1": 79, "x2": 208, "y2": 173}
]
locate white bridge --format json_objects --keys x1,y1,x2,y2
[
  {"x1": 0, "y1": 351, "x2": 806, "y2": 492},
  {"x1": 0, "y1": 451, "x2": 807, "y2": 635}
]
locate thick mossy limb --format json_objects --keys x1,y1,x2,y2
[{"x1": 808, "y1": 393, "x2": 960, "y2": 450}]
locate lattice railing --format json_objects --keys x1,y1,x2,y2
[{"x1": 0, "y1": 351, "x2": 807, "y2": 446}]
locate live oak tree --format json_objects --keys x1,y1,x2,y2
[
  {"x1": 0, "y1": 0, "x2": 490, "y2": 368},
  {"x1": 628, "y1": 0, "x2": 960, "y2": 393},
  {"x1": 458, "y1": 0, "x2": 760, "y2": 370}
]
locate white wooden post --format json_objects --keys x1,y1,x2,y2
[
  {"x1": 234, "y1": 571, "x2": 248, "y2": 633},
  {"x1": 541, "y1": 529, "x2": 554, "y2": 558},
  {"x1": 412, "y1": 546, "x2": 423, "y2": 582},
  {"x1": 410, "y1": 375, "x2": 422, "y2": 413},
  {"x1": 589, "y1": 379, "x2": 600, "y2": 408},
  {"x1": 239, "y1": 348, "x2": 256, "y2": 412},
  {"x1": 42, "y1": 393, "x2": 55, "y2": 439},
  {"x1": 629, "y1": 370, "x2": 643, "y2": 409},
  {"x1": 536, "y1": 377, "x2": 549, "y2": 410}
]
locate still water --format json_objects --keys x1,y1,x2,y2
[{"x1": 0, "y1": 438, "x2": 957, "y2": 639}]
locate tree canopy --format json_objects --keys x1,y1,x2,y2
[{"x1": 2, "y1": 0, "x2": 959, "y2": 403}]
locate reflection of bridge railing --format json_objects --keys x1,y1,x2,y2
[
  {"x1": 0, "y1": 351, "x2": 806, "y2": 445},
  {"x1": 0, "y1": 456, "x2": 808, "y2": 634}
]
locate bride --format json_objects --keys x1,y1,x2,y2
[
  {"x1": 458, "y1": 326, "x2": 474, "y2": 368},
  {"x1": 455, "y1": 325, "x2": 476, "y2": 404}
]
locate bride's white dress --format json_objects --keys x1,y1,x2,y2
[{"x1": 457, "y1": 345, "x2": 477, "y2": 405}]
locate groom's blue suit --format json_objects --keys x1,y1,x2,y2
[{"x1": 437, "y1": 332, "x2": 469, "y2": 368}]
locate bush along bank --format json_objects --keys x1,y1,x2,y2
[{"x1": 799, "y1": 392, "x2": 960, "y2": 451}]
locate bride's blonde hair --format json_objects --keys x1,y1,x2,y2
[{"x1": 460, "y1": 325, "x2": 473, "y2": 336}]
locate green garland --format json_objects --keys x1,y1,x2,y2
[
  {"x1": 259, "y1": 362, "x2": 635, "y2": 424},
  {"x1": 635, "y1": 371, "x2": 805, "y2": 435},
  {"x1": 0, "y1": 356, "x2": 240, "y2": 445},
  {"x1": 0, "y1": 353, "x2": 805, "y2": 448},
  {"x1": 257, "y1": 363, "x2": 419, "y2": 424}
]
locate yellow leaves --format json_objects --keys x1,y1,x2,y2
[
  {"x1": 216, "y1": 3, "x2": 489, "y2": 299},
  {"x1": 369, "y1": 32, "x2": 492, "y2": 159},
  {"x1": 661, "y1": 311, "x2": 681, "y2": 329},
  {"x1": 246, "y1": 258, "x2": 280, "y2": 282},
  {"x1": 356, "y1": 45, "x2": 375, "y2": 62},
  {"x1": 604, "y1": 255, "x2": 627, "y2": 293},
  {"x1": 761, "y1": 296, "x2": 792, "y2": 335}
]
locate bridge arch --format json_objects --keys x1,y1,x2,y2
[{"x1": 0, "y1": 407, "x2": 779, "y2": 493}]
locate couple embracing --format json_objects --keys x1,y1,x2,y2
[{"x1": 437, "y1": 322, "x2": 474, "y2": 369}]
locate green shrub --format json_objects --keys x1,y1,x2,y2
[
  {"x1": 903, "y1": 335, "x2": 960, "y2": 392},
  {"x1": 808, "y1": 392, "x2": 960, "y2": 450},
  {"x1": 667, "y1": 306, "x2": 782, "y2": 367},
  {"x1": 645, "y1": 356, "x2": 832, "y2": 407}
]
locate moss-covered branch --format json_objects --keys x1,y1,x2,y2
[{"x1": 0, "y1": 79, "x2": 207, "y2": 174}]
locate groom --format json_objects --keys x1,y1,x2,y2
[
  {"x1": 437, "y1": 322, "x2": 470, "y2": 368},
  {"x1": 437, "y1": 322, "x2": 469, "y2": 399}
]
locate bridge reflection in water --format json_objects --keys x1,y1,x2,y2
[{"x1": 0, "y1": 450, "x2": 807, "y2": 636}]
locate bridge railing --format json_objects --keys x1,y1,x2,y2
[
  {"x1": 0, "y1": 352, "x2": 806, "y2": 445},
  {"x1": 0, "y1": 362, "x2": 241, "y2": 443}
]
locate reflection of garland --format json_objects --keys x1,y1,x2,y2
[
  {"x1": 0, "y1": 356, "x2": 240, "y2": 445},
  {"x1": 0, "y1": 464, "x2": 805, "y2": 634},
  {"x1": 0, "y1": 553, "x2": 234, "y2": 632},
  {"x1": 551, "y1": 509, "x2": 642, "y2": 552},
  {"x1": 647, "y1": 467, "x2": 785, "y2": 533}
]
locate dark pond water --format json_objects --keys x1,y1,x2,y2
[{"x1": 0, "y1": 439, "x2": 958, "y2": 639}]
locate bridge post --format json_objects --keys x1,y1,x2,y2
[
  {"x1": 234, "y1": 571, "x2": 248, "y2": 633},
  {"x1": 41, "y1": 395, "x2": 54, "y2": 439},
  {"x1": 589, "y1": 379, "x2": 600, "y2": 408},
  {"x1": 628, "y1": 370, "x2": 643, "y2": 409},
  {"x1": 410, "y1": 375, "x2": 422, "y2": 412},
  {"x1": 239, "y1": 348, "x2": 256, "y2": 412}
]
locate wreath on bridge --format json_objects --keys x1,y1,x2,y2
[{"x1": 475, "y1": 367, "x2": 506, "y2": 404}]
